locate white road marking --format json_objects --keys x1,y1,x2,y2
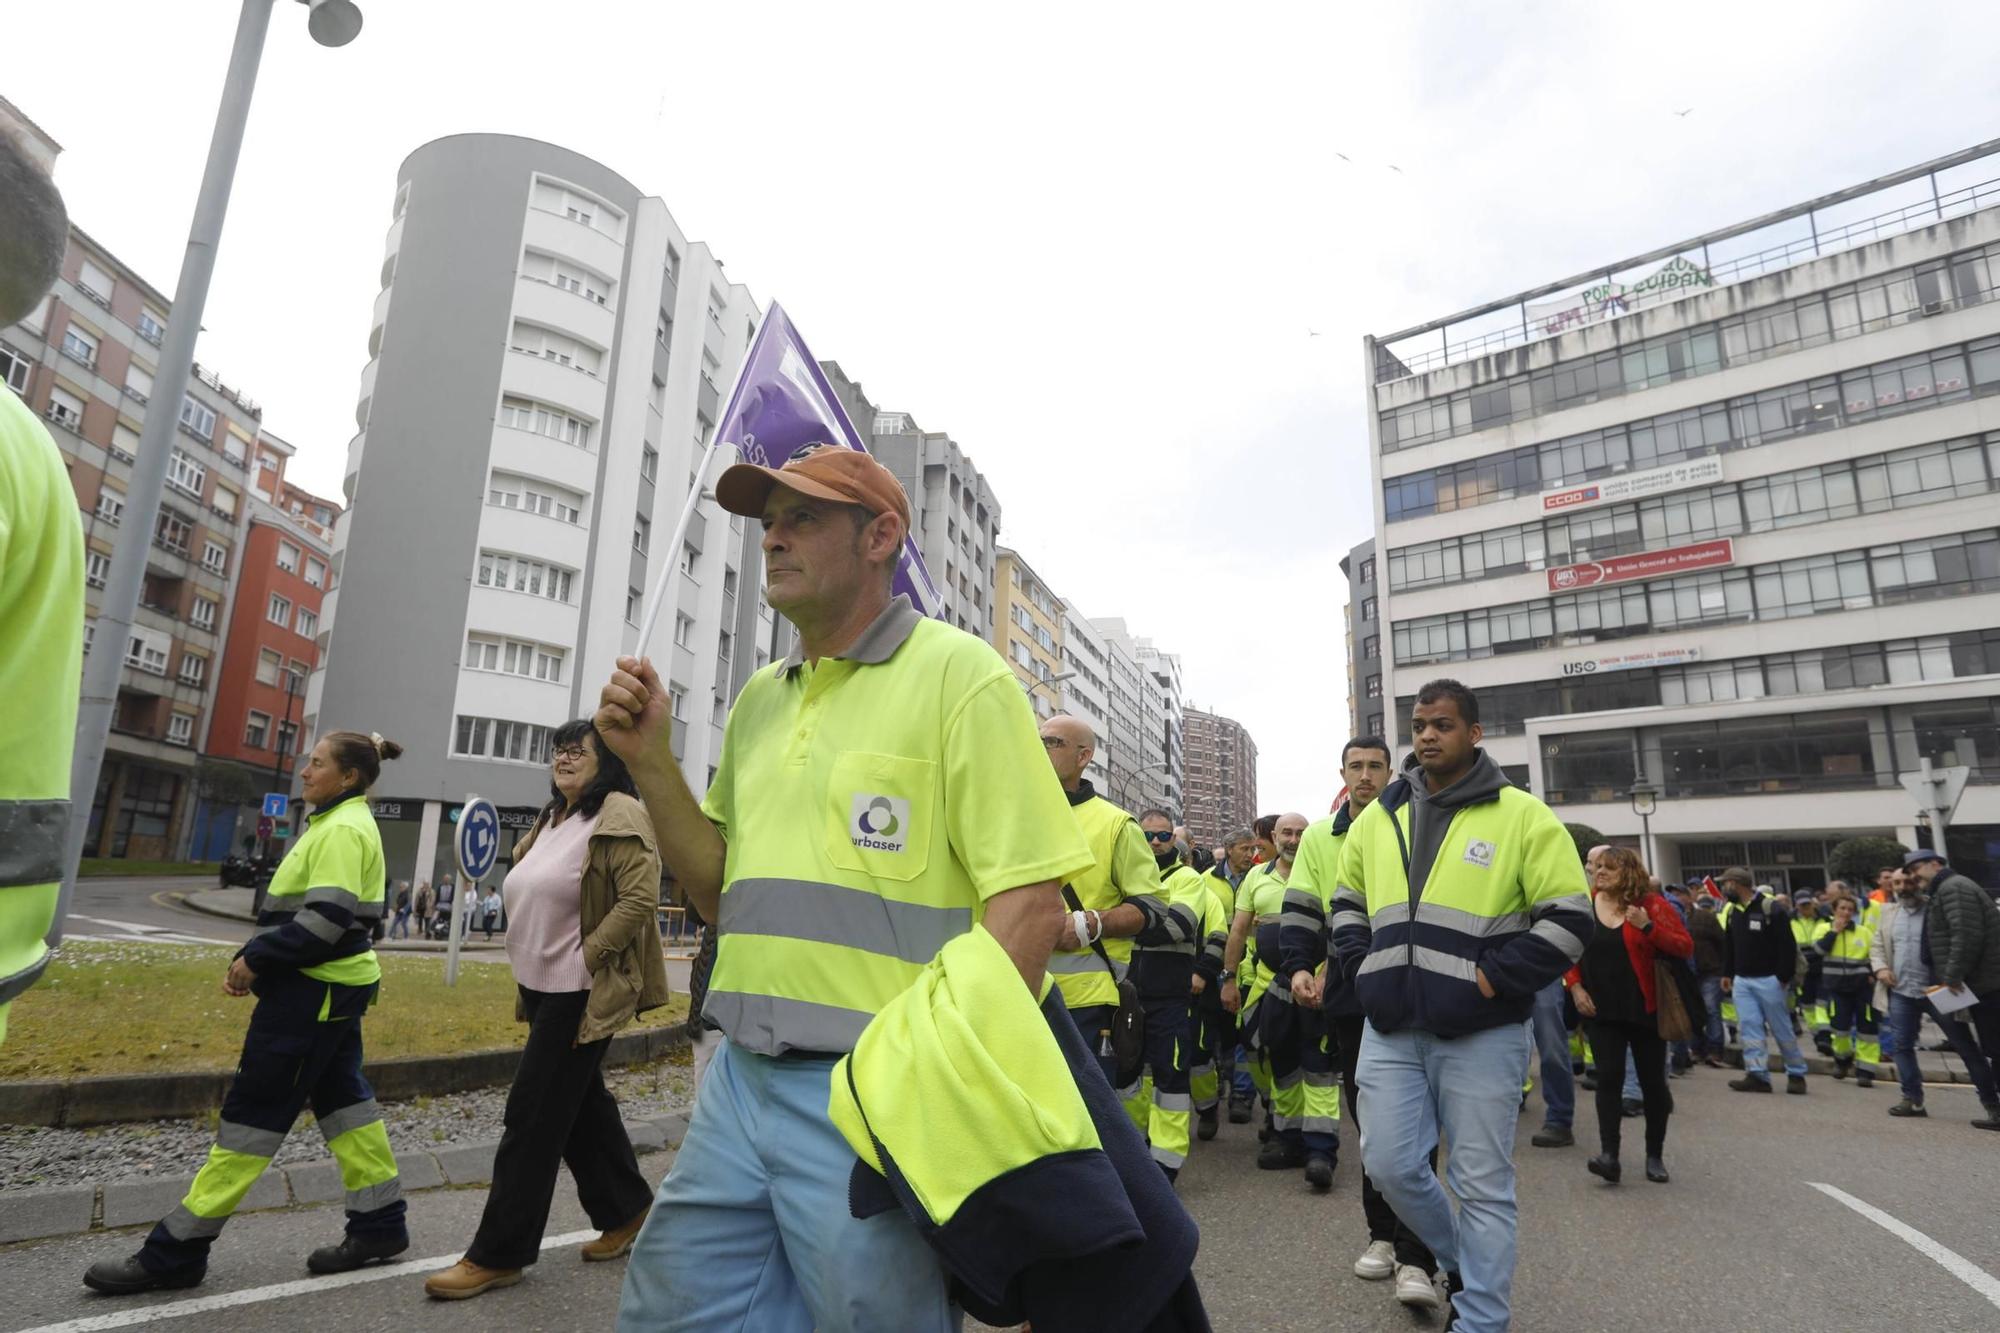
[
  {"x1": 1809, "y1": 1182, "x2": 2000, "y2": 1310},
  {"x1": 16, "y1": 1229, "x2": 602, "y2": 1333}
]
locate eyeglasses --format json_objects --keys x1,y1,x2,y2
[
  {"x1": 1143, "y1": 830, "x2": 1176, "y2": 843},
  {"x1": 1040, "y1": 736, "x2": 1068, "y2": 749},
  {"x1": 552, "y1": 744, "x2": 589, "y2": 762}
]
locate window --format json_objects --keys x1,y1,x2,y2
[
  {"x1": 276, "y1": 720, "x2": 299, "y2": 757},
  {"x1": 78, "y1": 259, "x2": 115, "y2": 305},
  {"x1": 61, "y1": 326, "x2": 99, "y2": 368},
  {"x1": 211, "y1": 484, "x2": 238, "y2": 519},
  {"x1": 656, "y1": 312, "x2": 671, "y2": 347},
  {"x1": 244, "y1": 711, "x2": 270, "y2": 749},
  {"x1": 167, "y1": 713, "x2": 194, "y2": 747},
  {"x1": 178, "y1": 653, "x2": 206, "y2": 686},
  {"x1": 166, "y1": 450, "x2": 207, "y2": 498},
  {"x1": 179, "y1": 395, "x2": 217, "y2": 441},
  {"x1": 276, "y1": 540, "x2": 301, "y2": 573},
  {"x1": 123, "y1": 629, "x2": 169, "y2": 676},
  {"x1": 121, "y1": 363, "x2": 154, "y2": 404},
  {"x1": 154, "y1": 508, "x2": 192, "y2": 556},
  {"x1": 86, "y1": 550, "x2": 111, "y2": 588},
  {"x1": 1365, "y1": 673, "x2": 1382, "y2": 699},
  {"x1": 222, "y1": 433, "x2": 247, "y2": 467},
  {"x1": 256, "y1": 648, "x2": 283, "y2": 685},
  {"x1": 295, "y1": 607, "x2": 318, "y2": 638},
  {"x1": 0, "y1": 341, "x2": 28, "y2": 392},
  {"x1": 626, "y1": 586, "x2": 641, "y2": 624},
  {"x1": 201, "y1": 540, "x2": 228, "y2": 574},
  {"x1": 507, "y1": 321, "x2": 604, "y2": 375},
  {"x1": 641, "y1": 445, "x2": 658, "y2": 482},
  {"x1": 680, "y1": 542, "x2": 698, "y2": 577},
  {"x1": 634, "y1": 513, "x2": 651, "y2": 554},
  {"x1": 191, "y1": 595, "x2": 218, "y2": 630},
  {"x1": 475, "y1": 550, "x2": 575, "y2": 602},
  {"x1": 674, "y1": 612, "x2": 694, "y2": 647},
  {"x1": 498, "y1": 396, "x2": 594, "y2": 450},
  {"x1": 1361, "y1": 596, "x2": 1377, "y2": 622},
  {"x1": 1359, "y1": 557, "x2": 1376, "y2": 584},
  {"x1": 267, "y1": 593, "x2": 292, "y2": 626},
  {"x1": 46, "y1": 386, "x2": 84, "y2": 431},
  {"x1": 452, "y1": 714, "x2": 553, "y2": 764},
  {"x1": 1362, "y1": 634, "x2": 1380, "y2": 661},
  {"x1": 95, "y1": 486, "x2": 125, "y2": 525},
  {"x1": 137, "y1": 307, "x2": 166, "y2": 346}
]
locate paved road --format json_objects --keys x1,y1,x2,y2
[
  {"x1": 4, "y1": 1061, "x2": 1995, "y2": 1331},
  {"x1": 58, "y1": 876, "x2": 254, "y2": 948}
]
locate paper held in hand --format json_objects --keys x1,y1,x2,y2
[{"x1": 1927, "y1": 984, "x2": 1980, "y2": 1017}]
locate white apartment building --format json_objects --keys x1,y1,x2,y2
[
  {"x1": 310, "y1": 134, "x2": 773, "y2": 888},
  {"x1": 1365, "y1": 141, "x2": 2000, "y2": 890},
  {"x1": 1088, "y1": 617, "x2": 1184, "y2": 817},
  {"x1": 1059, "y1": 610, "x2": 1116, "y2": 795}
]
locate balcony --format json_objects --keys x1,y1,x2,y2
[
  {"x1": 512, "y1": 276, "x2": 616, "y2": 351},
  {"x1": 501, "y1": 350, "x2": 605, "y2": 421},
  {"x1": 697, "y1": 377, "x2": 721, "y2": 425},
  {"x1": 670, "y1": 716, "x2": 688, "y2": 761},
  {"x1": 521, "y1": 210, "x2": 625, "y2": 296}
]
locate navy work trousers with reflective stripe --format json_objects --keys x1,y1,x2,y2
[{"x1": 141, "y1": 972, "x2": 404, "y2": 1271}]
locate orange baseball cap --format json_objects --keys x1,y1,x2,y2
[{"x1": 715, "y1": 444, "x2": 912, "y2": 531}]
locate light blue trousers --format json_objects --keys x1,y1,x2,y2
[
  {"x1": 1735, "y1": 974, "x2": 1809, "y2": 1080},
  {"x1": 617, "y1": 1039, "x2": 958, "y2": 1333},
  {"x1": 1357, "y1": 1020, "x2": 1532, "y2": 1333}
]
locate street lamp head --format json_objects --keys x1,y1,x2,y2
[
  {"x1": 301, "y1": 0, "x2": 363, "y2": 47},
  {"x1": 1628, "y1": 777, "x2": 1659, "y2": 819}
]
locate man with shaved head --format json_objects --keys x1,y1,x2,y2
[
  {"x1": 1041, "y1": 714, "x2": 1170, "y2": 1088},
  {"x1": 1222, "y1": 812, "x2": 1319, "y2": 1176}
]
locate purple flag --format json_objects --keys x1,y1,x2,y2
[{"x1": 713, "y1": 303, "x2": 941, "y2": 614}]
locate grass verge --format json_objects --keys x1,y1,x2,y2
[{"x1": 1, "y1": 940, "x2": 687, "y2": 1081}]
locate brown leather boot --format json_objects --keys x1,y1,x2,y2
[
  {"x1": 423, "y1": 1259, "x2": 523, "y2": 1300},
  {"x1": 580, "y1": 1208, "x2": 651, "y2": 1262}
]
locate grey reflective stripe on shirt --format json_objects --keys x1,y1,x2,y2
[
  {"x1": 1529, "y1": 914, "x2": 1588, "y2": 962},
  {"x1": 0, "y1": 798, "x2": 67, "y2": 889},
  {"x1": 292, "y1": 909, "x2": 346, "y2": 944},
  {"x1": 1414, "y1": 901, "x2": 1531, "y2": 937},
  {"x1": 1358, "y1": 944, "x2": 1480, "y2": 983},
  {"x1": 720, "y1": 877, "x2": 970, "y2": 967},
  {"x1": 704, "y1": 989, "x2": 874, "y2": 1057},
  {"x1": 1049, "y1": 951, "x2": 1128, "y2": 980}
]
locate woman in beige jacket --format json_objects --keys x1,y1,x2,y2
[{"x1": 426, "y1": 719, "x2": 671, "y2": 1300}]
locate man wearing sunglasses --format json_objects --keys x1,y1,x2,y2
[{"x1": 1040, "y1": 714, "x2": 1169, "y2": 1087}]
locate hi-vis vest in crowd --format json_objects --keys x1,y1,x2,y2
[
  {"x1": 242, "y1": 790, "x2": 387, "y2": 987},
  {"x1": 0, "y1": 387, "x2": 85, "y2": 1040},
  {"x1": 699, "y1": 599, "x2": 1094, "y2": 1056},
  {"x1": 1050, "y1": 788, "x2": 1162, "y2": 1011},
  {"x1": 1812, "y1": 918, "x2": 1876, "y2": 988}
]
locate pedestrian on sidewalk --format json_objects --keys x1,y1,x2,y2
[
  {"x1": 481, "y1": 886, "x2": 502, "y2": 940},
  {"x1": 85, "y1": 732, "x2": 409, "y2": 1295},
  {"x1": 1567, "y1": 847, "x2": 1691, "y2": 1186},
  {"x1": 1902, "y1": 849, "x2": 2000, "y2": 1130},
  {"x1": 434, "y1": 879, "x2": 455, "y2": 940},
  {"x1": 389, "y1": 881, "x2": 412, "y2": 940},
  {"x1": 413, "y1": 881, "x2": 434, "y2": 938},
  {"x1": 425, "y1": 718, "x2": 669, "y2": 1300},
  {"x1": 1719, "y1": 868, "x2": 1810, "y2": 1096}
]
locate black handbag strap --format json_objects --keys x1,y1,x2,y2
[
  {"x1": 1060, "y1": 883, "x2": 1120, "y2": 979},
  {"x1": 1387, "y1": 805, "x2": 1413, "y2": 881}
]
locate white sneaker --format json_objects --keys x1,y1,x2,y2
[
  {"x1": 1395, "y1": 1264, "x2": 1441, "y2": 1310},
  {"x1": 1353, "y1": 1239, "x2": 1395, "y2": 1280}
]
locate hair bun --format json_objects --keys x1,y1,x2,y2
[{"x1": 370, "y1": 731, "x2": 405, "y2": 762}]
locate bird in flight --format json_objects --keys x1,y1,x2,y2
[
  {"x1": 1387, "y1": 164, "x2": 1404, "y2": 174},
  {"x1": 1308, "y1": 329, "x2": 1321, "y2": 338},
  {"x1": 1672, "y1": 107, "x2": 1694, "y2": 117},
  {"x1": 1335, "y1": 152, "x2": 1351, "y2": 162}
]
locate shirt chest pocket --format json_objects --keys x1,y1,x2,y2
[{"x1": 824, "y1": 751, "x2": 937, "y2": 883}]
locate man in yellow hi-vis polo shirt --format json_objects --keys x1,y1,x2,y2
[{"x1": 596, "y1": 446, "x2": 1094, "y2": 1333}]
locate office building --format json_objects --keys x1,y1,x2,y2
[
  {"x1": 822, "y1": 361, "x2": 1002, "y2": 638},
  {"x1": 1089, "y1": 618, "x2": 1183, "y2": 817},
  {"x1": 1182, "y1": 707, "x2": 1259, "y2": 849},
  {"x1": 1341, "y1": 538, "x2": 1383, "y2": 740},
  {"x1": 1364, "y1": 141, "x2": 2000, "y2": 888},
  {"x1": 309, "y1": 133, "x2": 773, "y2": 888}
]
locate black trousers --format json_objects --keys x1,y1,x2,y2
[
  {"x1": 1584, "y1": 1017, "x2": 1671, "y2": 1159},
  {"x1": 467, "y1": 987, "x2": 654, "y2": 1269},
  {"x1": 1332, "y1": 1013, "x2": 1435, "y2": 1272}
]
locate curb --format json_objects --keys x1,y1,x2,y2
[
  {"x1": 0, "y1": 1026, "x2": 691, "y2": 1129},
  {"x1": 0, "y1": 1112, "x2": 692, "y2": 1246}
]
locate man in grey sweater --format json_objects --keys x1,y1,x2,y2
[{"x1": 1899, "y1": 850, "x2": 2000, "y2": 1130}]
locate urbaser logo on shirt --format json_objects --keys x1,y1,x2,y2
[{"x1": 850, "y1": 793, "x2": 910, "y2": 853}]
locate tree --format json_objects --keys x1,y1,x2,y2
[
  {"x1": 1827, "y1": 836, "x2": 1908, "y2": 888},
  {"x1": 1563, "y1": 823, "x2": 1606, "y2": 866},
  {"x1": 196, "y1": 758, "x2": 262, "y2": 808}
]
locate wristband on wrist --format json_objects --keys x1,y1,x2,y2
[
  {"x1": 1088, "y1": 910, "x2": 1103, "y2": 943},
  {"x1": 1070, "y1": 910, "x2": 1089, "y2": 946}
]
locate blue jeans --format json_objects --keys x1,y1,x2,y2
[
  {"x1": 1734, "y1": 975, "x2": 1807, "y2": 1080},
  {"x1": 1699, "y1": 975, "x2": 1726, "y2": 1050},
  {"x1": 1887, "y1": 989, "x2": 1999, "y2": 1105},
  {"x1": 617, "y1": 1040, "x2": 956, "y2": 1332},
  {"x1": 1358, "y1": 1020, "x2": 1532, "y2": 1333},
  {"x1": 1529, "y1": 983, "x2": 1574, "y2": 1129}
]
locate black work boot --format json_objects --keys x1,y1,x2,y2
[
  {"x1": 1196, "y1": 1106, "x2": 1219, "y2": 1141},
  {"x1": 1304, "y1": 1153, "x2": 1334, "y2": 1192},
  {"x1": 1257, "y1": 1138, "x2": 1307, "y2": 1170},
  {"x1": 84, "y1": 1254, "x2": 206, "y2": 1296},
  {"x1": 1227, "y1": 1096, "x2": 1252, "y2": 1124},
  {"x1": 308, "y1": 1231, "x2": 410, "y2": 1274}
]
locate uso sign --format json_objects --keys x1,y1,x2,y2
[{"x1": 1546, "y1": 538, "x2": 1734, "y2": 592}]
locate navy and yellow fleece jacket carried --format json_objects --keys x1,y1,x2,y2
[
  {"x1": 1332, "y1": 752, "x2": 1589, "y2": 1037},
  {"x1": 832, "y1": 926, "x2": 1209, "y2": 1332}
]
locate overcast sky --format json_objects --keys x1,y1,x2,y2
[{"x1": 14, "y1": 1, "x2": 2000, "y2": 809}]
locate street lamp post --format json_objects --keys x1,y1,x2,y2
[
  {"x1": 1025, "y1": 670, "x2": 1076, "y2": 705},
  {"x1": 51, "y1": 0, "x2": 362, "y2": 949},
  {"x1": 1629, "y1": 777, "x2": 1660, "y2": 874}
]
